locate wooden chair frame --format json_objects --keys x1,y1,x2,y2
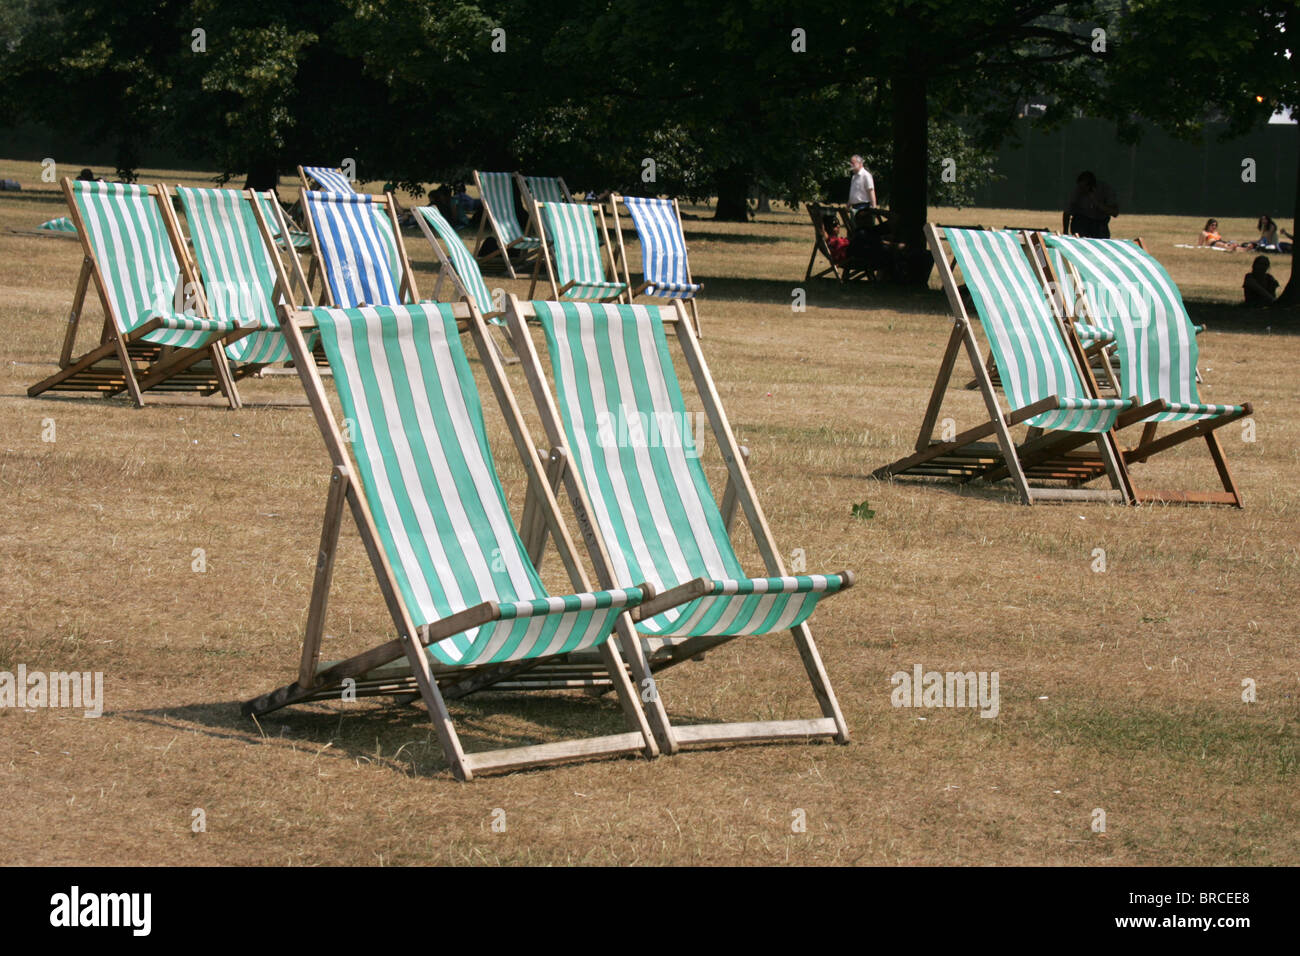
[
  {"x1": 28, "y1": 178, "x2": 251, "y2": 408},
  {"x1": 872, "y1": 224, "x2": 1145, "y2": 505},
  {"x1": 607, "y1": 193, "x2": 703, "y2": 336},
  {"x1": 499, "y1": 296, "x2": 852, "y2": 755},
  {"x1": 527, "y1": 201, "x2": 626, "y2": 303},
  {"x1": 1032, "y1": 232, "x2": 1250, "y2": 507}
]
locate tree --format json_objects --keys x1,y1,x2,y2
[{"x1": 1091, "y1": 0, "x2": 1299, "y2": 302}]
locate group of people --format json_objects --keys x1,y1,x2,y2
[{"x1": 1196, "y1": 216, "x2": 1292, "y2": 253}]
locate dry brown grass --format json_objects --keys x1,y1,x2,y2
[{"x1": 0, "y1": 159, "x2": 1296, "y2": 866}]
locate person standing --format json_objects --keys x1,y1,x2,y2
[
  {"x1": 1063, "y1": 170, "x2": 1119, "y2": 238},
  {"x1": 848, "y1": 154, "x2": 876, "y2": 210}
]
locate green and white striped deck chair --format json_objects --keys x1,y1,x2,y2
[
  {"x1": 414, "y1": 204, "x2": 495, "y2": 315},
  {"x1": 472, "y1": 171, "x2": 541, "y2": 279},
  {"x1": 1043, "y1": 234, "x2": 1252, "y2": 506},
  {"x1": 873, "y1": 225, "x2": 1139, "y2": 505},
  {"x1": 246, "y1": 301, "x2": 659, "y2": 780},
  {"x1": 175, "y1": 186, "x2": 315, "y2": 371},
  {"x1": 517, "y1": 174, "x2": 574, "y2": 244},
  {"x1": 529, "y1": 201, "x2": 628, "y2": 303},
  {"x1": 29, "y1": 179, "x2": 268, "y2": 408},
  {"x1": 300, "y1": 191, "x2": 414, "y2": 308},
  {"x1": 501, "y1": 296, "x2": 852, "y2": 754}
]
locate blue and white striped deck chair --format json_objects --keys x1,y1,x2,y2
[
  {"x1": 873, "y1": 225, "x2": 1139, "y2": 505},
  {"x1": 612, "y1": 194, "x2": 702, "y2": 333},
  {"x1": 529, "y1": 201, "x2": 628, "y2": 303},
  {"x1": 300, "y1": 191, "x2": 414, "y2": 308},
  {"x1": 502, "y1": 296, "x2": 853, "y2": 754},
  {"x1": 299, "y1": 165, "x2": 357, "y2": 194},
  {"x1": 472, "y1": 171, "x2": 541, "y2": 279},
  {"x1": 175, "y1": 186, "x2": 315, "y2": 372},
  {"x1": 1043, "y1": 234, "x2": 1251, "y2": 506},
  {"x1": 246, "y1": 300, "x2": 659, "y2": 780},
  {"x1": 29, "y1": 179, "x2": 268, "y2": 408}
]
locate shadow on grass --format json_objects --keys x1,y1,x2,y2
[
  {"x1": 118, "y1": 690, "x2": 652, "y2": 780},
  {"x1": 1186, "y1": 300, "x2": 1300, "y2": 336},
  {"x1": 698, "y1": 275, "x2": 948, "y2": 317}
]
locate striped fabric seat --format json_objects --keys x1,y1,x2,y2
[
  {"x1": 177, "y1": 187, "x2": 293, "y2": 365},
  {"x1": 415, "y1": 205, "x2": 494, "y2": 314},
  {"x1": 622, "y1": 197, "x2": 701, "y2": 298},
  {"x1": 946, "y1": 228, "x2": 1130, "y2": 432},
  {"x1": 1045, "y1": 235, "x2": 1245, "y2": 423},
  {"x1": 302, "y1": 166, "x2": 356, "y2": 194},
  {"x1": 70, "y1": 181, "x2": 267, "y2": 349},
  {"x1": 532, "y1": 300, "x2": 847, "y2": 638},
  {"x1": 523, "y1": 176, "x2": 569, "y2": 205},
  {"x1": 303, "y1": 191, "x2": 402, "y2": 307},
  {"x1": 39, "y1": 216, "x2": 77, "y2": 233},
  {"x1": 312, "y1": 302, "x2": 643, "y2": 666},
  {"x1": 539, "y1": 203, "x2": 627, "y2": 301},
  {"x1": 250, "y1": 193, "x2": 311, "y2": 249},
  {"x1": 478, "y1": 172, "x2": 541, "y2": 251}
]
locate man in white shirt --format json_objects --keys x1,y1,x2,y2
[{"x1": 848, "y1": 154, "x2": 876, "y2": 210}]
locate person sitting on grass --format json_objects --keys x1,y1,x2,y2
[
  {"x1": 1243, "y1": 255, "x2": 1279, "y2": 306},
  {"x1": 1253, "y1": 215, "x2": 1293, "y2": 254},
  {"x1": 1197, "y1": 219, "x2": 1239, "y2": 251}
]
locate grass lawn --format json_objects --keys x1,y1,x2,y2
[{"x1": 0, "y1": 159, "x2": 1295, "y2": 865}]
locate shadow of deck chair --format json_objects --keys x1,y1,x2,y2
[
  {"x1": 529, "y1": 201, "x2": 627, "y2": 303},
  {"x1": 413, "y1": 204, "x2": 517, "y2": 365},
  {"x1": 472, "y1": 171, "x2": 541, "y2": 279},
  {"x1": 609, "y1": 194, "x2": 703, "y2": 336},
  {"x1": 244, "y1": 301, "x2": 661, "y2": 780},
  {"x1": 1040, "y1": 234, "x2": 1252, "y2": 507},
  {"x1": 872, "y1": 226, "x2": 1145, "y2": 505},
  {"x1": 501, "y1": 297, "x2": 853, "y2": 754},
  {"x1": 28, "y1": 179, "x2": 265, "y2": 407},
  {"x1": 172, "y1": 186, "x2": 316, "y2": 388}
]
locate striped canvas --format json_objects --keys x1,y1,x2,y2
[
  {"x1": 311, "y1": 303, "x2": 643, "y2": 666},
  {"x1": 416, "y1": 205, "x2": 494, "y2": 314},
  {"x1": 478, "y1": 172, "x2": 540, "y2": 250},
  {"x1": 177, "y1": 187, "x2": 291, "y2": 365},
  {"x1": 945, "y1": 228, "x2": 1129, "y2": 433},
  {"x1": 251, "y1": 193, "x2": 311, "y2": 249},
  {"x1": 540, "y1": 203, "x2": 628, "y2": 301},
  {"x1": 1045, "y1": 236, "x2": 1246, "y2": 423},
  {"x1": 69, "y1": 181, "x2": 260, "y2": 349},
  {"x1": 304, "y1": 191, "x2": 402, "y2": 308},
  {"x1": 523, "y1": 176, "x2": 569, "y2": 205},
  {"x1": 303, "y1": 166, "x2": 356, "y2": 194},
  {"x1": 623, "y1": 197, "x2": 701, "y2": 298},
  {"x1": 532, "y1": 300, "x2": 847, "y2": 637},
  {"x1": 39, "y1": 216, "x2": 77, "y2": 233}
]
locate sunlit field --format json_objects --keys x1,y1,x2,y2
[{"x1": 1, "y1": 160, "x2": 1295, "y2": 865}]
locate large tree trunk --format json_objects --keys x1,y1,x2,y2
[
  {"x1": 888, "y1": 68, "x2": 933, "y2": 285},
  {"x1": 1276, "y1": 122, "x2": 1300, "y2": 306},
  {"x1": 713, "y1": 164, "x2": 750, "y2": 222},
  {"x1": 243, "y1": 157, "x2": 280, "y2": 193}
]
